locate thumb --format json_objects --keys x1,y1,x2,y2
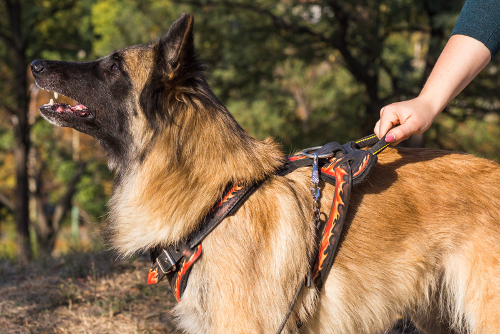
[{"x1": 378, "y1": 110, "x2": 401, "y2": 140}]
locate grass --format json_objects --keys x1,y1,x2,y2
[
  {"x1": 0, "y1": 250, "x2": 181, "y2": 334},
  {"x1": 0, "y1": 247, "x2": 421, "y2": 334}
]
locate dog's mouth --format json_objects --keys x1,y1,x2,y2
[
  {"x1": 41, "y1": 99, "x2": 92, "y2": 117},
  {"x1": 39, "y1": 93, "x2": 95, "y2": 120}
]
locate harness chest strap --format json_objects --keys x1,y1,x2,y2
[
  {"x1": 147, "y1": 181, "x2": 260, "y2": 301},
  {"x1": 312, "y1": 160, "x2": 352, "y2": 288},
  {"x1": 147, "y1": 133, "x2": 390, "y2": 301}
]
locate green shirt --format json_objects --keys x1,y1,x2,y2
[{"x1": 451, "y1": 0, "x2": 500, "y2": 58}]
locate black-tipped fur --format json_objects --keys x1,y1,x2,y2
[{"x1": 140, "y1": 14, "x2": 211, "y2": 127}]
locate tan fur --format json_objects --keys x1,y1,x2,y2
[
  {"x1": 111, "y1": 113, "x2": 500, "y2": 333},
  {"x1": 123, "y1": 46, "x2": 157, "y2": 161},
  {"x1": 109, "y1": 100, "x2": 284, "y2": 256},
  {"x1": 48, "y1": 16, "x2": 500, "y2": 333}
]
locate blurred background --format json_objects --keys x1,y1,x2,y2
[{"x1": 0, "y1": 0, "x2": 499, "y2": 332}]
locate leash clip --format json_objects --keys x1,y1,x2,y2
[
  {"x1": 311, "y1": 152, "x2": 319, "y2": 185},
  {"x1": 310, "y1": 153, "x2": 321, "y2": 215},
  {"x1": 307, "y1": 152, "x2": 322, "y2": 288},
  {"x1": 302, "y1": 146, "x2": 335, "y2": 159}
]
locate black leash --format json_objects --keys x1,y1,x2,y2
[{"x1": 276, "y1": 278, "x2": 306, "y2": 334}]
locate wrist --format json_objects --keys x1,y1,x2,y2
[{"x1": 415, "y1": 93, "x2": 444, "y2": 120}]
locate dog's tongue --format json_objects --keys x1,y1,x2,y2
[
  {"x1": 71, "y1": 104, "x2": 87, "y2": 111},
  {"x1": 52, "y1": 102, "x2": 89, "y2": 116}
]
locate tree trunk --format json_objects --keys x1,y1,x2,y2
[
  {"x1": 7, "y1": 0, "x2": 32, "y2": 264},
  {"x1": 13, "y1": 115, "x2": 31, "y2": 264},
  {"x1": 32, "y1": 162, "x2": 87, "y2": 256}
]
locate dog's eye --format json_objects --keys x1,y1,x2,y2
[{"x1": 110, "y1": 64, "x2": 119, "y2": 72}]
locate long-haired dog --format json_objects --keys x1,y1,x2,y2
[{"x1": 31, "y1": 13, "x2": 500, "y2": 334}]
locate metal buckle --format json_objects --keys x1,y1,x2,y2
[
  {"x1": 157, "y1": 249, "x2": 177, "y2": 274},
  {"x1": 302, "y1": 146, "x2": 335, "y2": 159},
  {"x1": 147, "y1": 247, "x2": 182, "y2": 285}
]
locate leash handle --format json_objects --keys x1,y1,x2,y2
[
  {"x1": 354, "y1": 134, "x2": 379, "y2": 148},
  {"x1": 368, "y1": 133, "x2": 391, "y2": 156},
  {"x1": 355, "y1": 133, "x2": 392, "y2": 156}
]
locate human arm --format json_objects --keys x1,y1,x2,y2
[
  {"x1": 375, "y1": 0, "x2": 500, "y2": 142},
  {"x1": 374, "y1": 34, "x2": 491, "y2": 142}
]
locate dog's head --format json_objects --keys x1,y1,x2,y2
[
  {"x1": 32, "y1": 13, "x2": 221, "y2": 170},
  {"x1": 33, "y1": 13, "x2": 286, "y2": 256}
]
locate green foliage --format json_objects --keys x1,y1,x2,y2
[
  {"x1": 91, "y1": 0, "x2": 184, "y2": 56},
  {"x1": 29, "y1": 120, "x2": 112, "y2": 221},
  {"x1": 0, "y1": 128, "x2": 14, "y2": 151},
  {"x1": 28, "y1": 0, "x2": 94, "y2": 59},
  {"x1": 0, "y1": 219, "x2": 16, "y2": 261},
  {"x1": 75, "y1": 162, "x2": 113, "y2": 219}
]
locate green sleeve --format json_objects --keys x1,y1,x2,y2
[{"x1": 451, "y1": 0, "x2": 500, "y2": 58}]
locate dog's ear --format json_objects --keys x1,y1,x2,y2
[
  {"x1": 140, "y1": 13, "x2": 203, "y2": 126},
  {"x1": 159, "y1": 13, "x2": 195, "y2": 79}
]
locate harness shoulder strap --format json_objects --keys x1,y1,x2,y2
[
  {"x1": 312, "y1": 158, "x2": 352, "y2": 289},
  {"x1": 275, "y1": 133, "x2": 391, "y2": 333}
]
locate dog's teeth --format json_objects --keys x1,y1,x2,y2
[
  {"x1": 49, "y1": 99, "x2": 54, "y2": 105},
  {"x1": 54, "y1": 92, "x2": 58, "y2": 99}
]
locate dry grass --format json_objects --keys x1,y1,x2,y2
[
  {"x1": 0, "y1": 251, "x2": 181, "y2": 334},
  {"x1": 0, "y1": 251, "x2": 422, "y2": 334}
]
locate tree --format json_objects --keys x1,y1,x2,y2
[
  {"x1": 169, "y1": 1, "x2": 466, "y2": 145},
  {"x1": 0, "y1": 0, "x2": 94, "y2": 261},
  {"x1": 87, "y1": 0, "x2": 500, "y2": 156},
  {"x1": 1, "y1": 0, "x2": 33, "y2": 263},
  {"x1": 2, "y1": 0, "x2": 499, "y2": 261}
]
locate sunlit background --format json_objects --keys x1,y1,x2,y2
[{"x1": 0, "y1": 0, "x2": 499, "y2": 332}]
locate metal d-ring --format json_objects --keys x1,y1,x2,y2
[{"x1": 302, "y1": 146, "x2": 335, "y2": 159}]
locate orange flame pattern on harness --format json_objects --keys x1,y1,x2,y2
[
  {"x1": 312, "y1": 165, "x2": 348, "y2": 279},
  {"x1": 175, "y1": 245, "x2": 203, "y2": 302},
  {"x1": 288, "y1": 154, "x2": 308, "y2": 162},
  {"x1": 212, "y1": 183, "x2": 244, "y2": 212},
  {"x1": 147, "y1": 267, "x2": 159, "y2": 285},
  {"x1": 353, "y1": 154, "x2": 370, "y2": 177},
  {"x1": 320, "y1": 158, "x2": 337, "y2": 177}
]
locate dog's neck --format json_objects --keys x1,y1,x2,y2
[{"x1": 107, "y1": 105, "x2": 284, "y2": 257}]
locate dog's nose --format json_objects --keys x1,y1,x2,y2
[{"x1": 31, "y1": 59, "x2": 45, "y2": 75}]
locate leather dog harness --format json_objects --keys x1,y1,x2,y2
[{"x1": 147, "y1": 133, "x2": 390, "y2": 325}]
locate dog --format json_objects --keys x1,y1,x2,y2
[{"x1": 31, "y1": 13, "x2": 500, "y2": 334}]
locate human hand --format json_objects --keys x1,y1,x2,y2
[{"x1": 374, "y1": 96, "x2": 439, "y2": 143}]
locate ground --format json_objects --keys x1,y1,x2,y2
[
  {"x1": 0, "y1": 251, "x2": 422, "y2": 334},
  {"x1": 0, "y1": 251, "x2": 181, "y2": 334}
]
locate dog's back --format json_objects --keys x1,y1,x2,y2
[{"x1": 300, "y1": 147, "x2": 500, "y2": 333}]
